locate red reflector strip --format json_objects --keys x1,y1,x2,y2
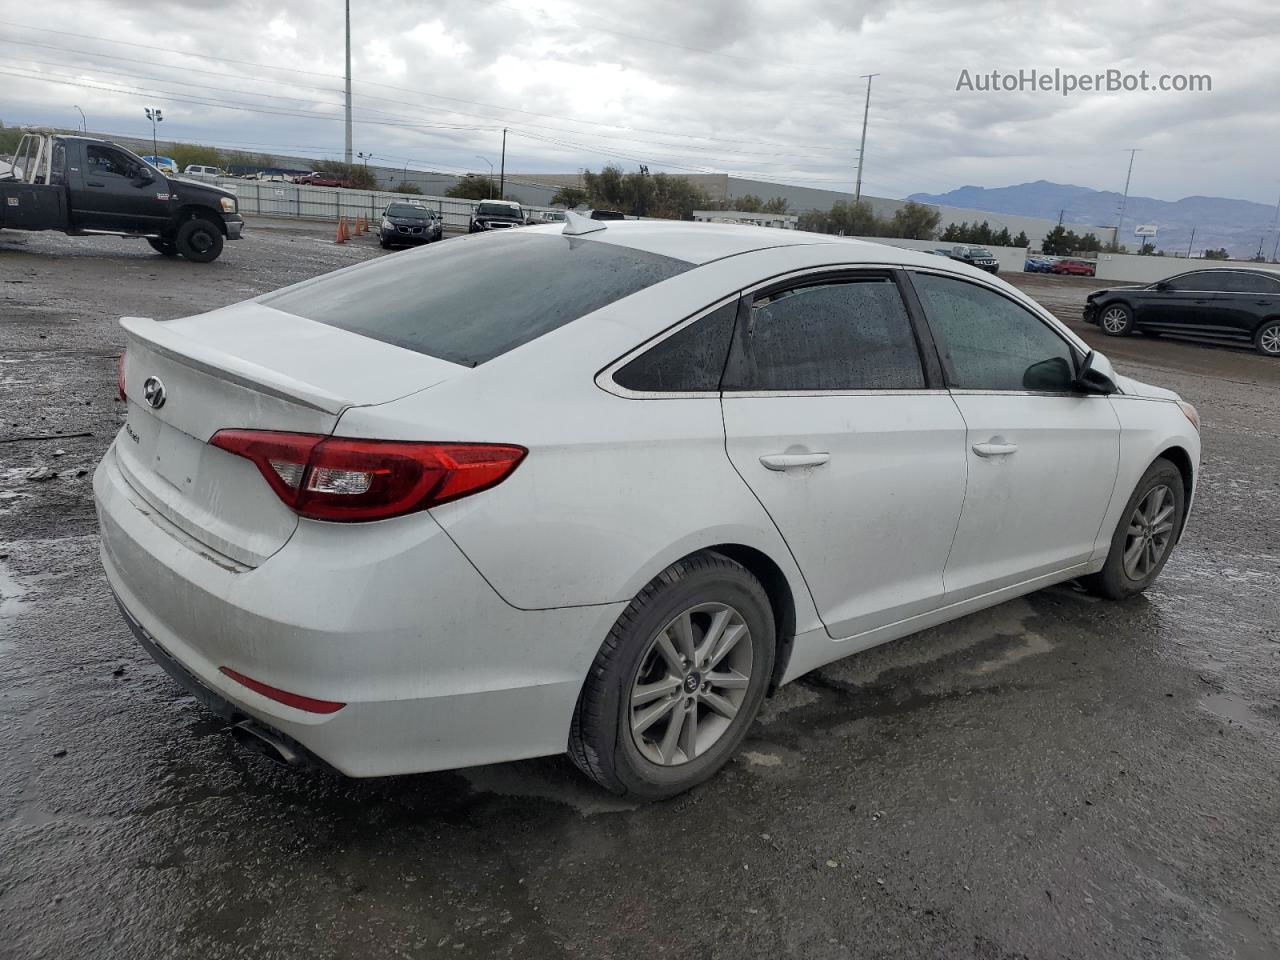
[{"x1": 219, "y1": 666, "x2": 346, "y2": 714}]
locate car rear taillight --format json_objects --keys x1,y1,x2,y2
[
  {"x1": 117, "y1": 352, "x2": 127, "y2": 401},
  {"x1": 209, "y1": 429, "x2": 526, "y2": 522}
]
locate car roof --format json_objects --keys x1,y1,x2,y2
[{"x1": 521, "y1": 219, "x2": 967, "y2": 268}]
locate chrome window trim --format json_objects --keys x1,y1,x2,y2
[{"x1": 722, "y1": 388, "x2": 949, "y2": 399}]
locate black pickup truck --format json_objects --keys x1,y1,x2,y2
[{"x1": 1, "y1": 133, "x2": 243, "y2": 262}]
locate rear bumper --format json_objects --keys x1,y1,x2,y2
[{"x1": 94, "y1": 443, "x2": 623, "y2": 777}]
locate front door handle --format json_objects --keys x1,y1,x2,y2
[
  {"x1": 972, "y1": 440, "x2": 1018, "y2": 458},
  {"x1": 86, "y1": 180, "x2": 105, "y2": 187},
  {"x1": 759, "y1": 452, "x2": 830, "y2": 471}
]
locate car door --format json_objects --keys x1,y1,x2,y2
[
  {"x1": 72, "y1": 143, "x2": 166, "y2": 233},
  {"x1": 1216, "y1": 271, "x2": 1279, "y2": 341},
  {"x1": 905, "y1": 270, "x2": 1121, "y2": 601},
  {"x1": 720, "y1": 270, "x2": 968, "y2": 640},
  {"x1": 1147, "y1": 271, "x2": 1227, "y2": 335}
]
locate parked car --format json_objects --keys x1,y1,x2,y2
[
  {"x1": 1084, "y1": 267, "x2": 1280, "y2": 356},
  {"x1": 1052, "y1": 258, "x2": 1096, "y2": 277},
  {"x1": 296, "y1": 172, "x2": 353, "y2": 188},
  {"x1": 1024, "y1": 256, "x2": 1056, "y2": 273},
  {"x1": 1, "y1": 133, "x2": 242, "y2": 262},
  {"x1": 588, "y1": 209, "x2": 627, "y2": 221},
  {"x1": 379, "y1": 202, "x2": 444, "y2": 248},
  {"x1": 142, "y1": 155, "x2": 178, "y2": 174},
  {"x1": 97, "y1": 220, "x2": 1200, "y2": 799},
  {"x1": 536, "y1": 210, "x2": 568, "y2": 224},
  {"x1": 182, "y1": 164, "x2": 223, "y2": 180},
  {"x1": 469, "y1": 199, "x2": 524, "y2": 232},
  {"x1": 940, "y1": 244, "x2": 999, "y2": 274}
]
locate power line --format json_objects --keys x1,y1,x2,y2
[{"x1": 0, "y1": 21, "x2": 848, "y2": 154}]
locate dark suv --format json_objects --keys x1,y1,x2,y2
[
  {"x1": 1083, "y1": 267, "x2": 1280, "y2": 356},
  {"x1": 379, "y1": 202, "x2": 443, "y2": 248}
]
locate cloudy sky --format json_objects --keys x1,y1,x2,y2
[{"x1": 1, "y1": 0, "x2": 1276, "y2": 205}]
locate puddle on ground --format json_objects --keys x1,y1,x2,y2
[{"x1": 1200, "y1": 692, "x2": 1258, "y2": 729}]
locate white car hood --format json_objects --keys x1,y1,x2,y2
[{"x1": 1115, "y1": 374, "x2": 1179, "y2": 401}]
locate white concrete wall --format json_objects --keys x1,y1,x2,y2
[
  {"x1": 1094, "y1": 254, "x2": 1269, "y2": 284},
  {"x1": 850, "y1": 235, "x2": 1029, "y2": 273}
]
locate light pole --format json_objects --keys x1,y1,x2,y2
[
  {"x1": 1116, "y1": 148, "x2": 1140, "y2": 242},
  {"x1": 1268, "y1": 187, "x2": 1280, "y2": 262},
  {"x1": 73, "y1": 104, "x2": 86, "y2": 133},
  {"x1": 475, "y1": 156, "x2": 493, "y2": 198},
  {"x1": 499, "y1": 127, "x2": 507, "y2": 198},
  {"x1": 143, "y1": 106, "x2": 163, "y2": 159},
  {"x1": 344, "y1": 0, "x2": 353, "y2": 164},
  {"x1": 854, "y1": 73, "x2": 878, "y2": 205}
]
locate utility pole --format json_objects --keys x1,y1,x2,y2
[
  {"x1": 499, "y1": 128, "x2": 507, "y2": 198},
  {"x1": 344, "y1": 0, "x2": 353, "y2": 164},
  {"x1": 1186, "y1": 226, "x2": 1195, "y2": 258},
  {"x1": 853, "y1": 73, "x2": 878, "y2": 205},
  {"x1": 1269, "y1": 188, "x2": 1280, "y2": 262},
  {"x1": 1116, "y1": 148, "x2": 1140, "y2": 240}
]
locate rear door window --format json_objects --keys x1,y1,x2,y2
[
  {"x1": 723, "y1": 274, "x2": 926, "y2": 391},
  {"x1": 261, "y1": 232, "x2": 693, "y2": 366}
]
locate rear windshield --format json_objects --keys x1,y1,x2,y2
[
  {"x1": 477, "y1": 202, "x2": 521, "y2": 218},
  {"x1": 260, "y1": 232, "x2": 693, "y2": 366},
  {"x1": 385, "y1": 203, "x2": 432, "y2": 217}
]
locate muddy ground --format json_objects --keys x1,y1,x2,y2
[{"x1": 2, "y1": 220, "x2": 1278, "y2": 960}]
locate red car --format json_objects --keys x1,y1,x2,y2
[
  {"x1": 1051, "y1": 258, "x2": 1096, "y2": 277},
  {"x1": 296, "y1": 173, "x2": 352, "y2": 188}
]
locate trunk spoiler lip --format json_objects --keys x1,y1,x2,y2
[{"x1": 119, "y1": 314, "x2": 454, "y2": 415}]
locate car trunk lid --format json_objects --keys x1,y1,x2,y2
[{"x1": 116, "y1": 304, "x2": 460, "y2": 567}]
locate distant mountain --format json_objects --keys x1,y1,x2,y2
[{"x1": 907, "y1": 180, "x2": 1276, "y2": 259}]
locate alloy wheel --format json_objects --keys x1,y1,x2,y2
[
  {"x1": 1101, "y1": 307, "x2": 1129, "y2": 334},
  {"x1": 1122, "y1": 484, "x2": 1176, "y2": 580},
  {"x1": 1260, "y1": 324, "x2": 1280, "y2": 355},
  {"x1": 629, "y1": 602, "x2": 753, "y2": 766}
]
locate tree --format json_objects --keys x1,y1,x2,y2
[
  {"x1": 1077, "y1": 232, "x2": 1101, "y2": 252},
  {"x1": 734, "y1": 194, "x2": 765, "y2": 212},
  {"x1": 1013, "y1": 230, "x2": 1029, "y2": 248},
  {"x1": 169, "y1": 143, "x2": 226, "y2": 172},
  {"x1": 762, "y1": 196, "x2": 790, "y2": 214},
  {"x1": 1138, "y1": 241, "x2": 1156, "y2": 256},
  {"x1": 550, "y1": 186, "x2": 587, "y2": 208},
  {"x1": 887, "y1": 201, "x2": 940, "y2": 240},
  {"x1": 1203, "y1": 248, "x2": 1229, "y2": 260},
  {"x1": 1040, "y1": 224, "x2": 1068, "y2": 255},
  {"x1": 392, "y1": 181, "x2": 422, "y2": 194},
  {"x1": 577, "y1": 165, "x2": 709, "y2": 219},
  {"x1": 940, "y1": 222, "x2": 965, "y2": 242},
  {"x1": 0, "y1": 120, "x2": 23, "y2": 154},
  {"x1": 992, "y1": 227, "x2": 1013, "y2": 247},
  {"x1": 446, "y1": 174, "x2": 499, "y2": 200}
]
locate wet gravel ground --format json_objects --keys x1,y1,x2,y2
[{"x1": 2, "y1": 223, "x2": 1278, "y2": 960}]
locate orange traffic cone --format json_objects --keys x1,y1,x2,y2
[
  {"x1": 335, "y1": 217, "x2": 347, "y2": 244},
  {"x1": 359, "y1": 215, "x2": 368, "y2": 235}
]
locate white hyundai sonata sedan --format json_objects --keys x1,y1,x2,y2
[{"x1": 95, "y1": 216, "x2": 1200, "y2": 798}]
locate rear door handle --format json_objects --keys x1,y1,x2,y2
[
  {"x1": 972, "y1": 440, "x2": 1018, "y2": 458},
  {"x1": 759, "y1": 452, "x2": 830, "y2": 471}
]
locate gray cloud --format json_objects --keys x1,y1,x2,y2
[{"x1": 1, "y1": 0, "x2": 1276, "y2": 204}]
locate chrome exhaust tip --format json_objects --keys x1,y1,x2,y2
[{"x1": 230, "y1": 719, "x2": 301, "y2": 766}]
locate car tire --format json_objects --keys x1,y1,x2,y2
[
  {"x1": 174, "y1": 218, "x2": 224, "y2": 263},
  {"x1": 146, "y1": 238, "x2": 178, "y2": 256},
  {"x1": 1099, "y1": 303, "x2": 1134, "y2": 336},
  {"x1": 1080, "y1": 458, "x2": 1185, "y2": 600},
  {"x1": 379, "y1": 238, "x2": 390, "y2": 249},
  {"x1": 1254, "y1": 319, "x2": 1280, "y2": 357},
  {"x1": 569, "y1": 551, "x2": 775, "y2": 800}
]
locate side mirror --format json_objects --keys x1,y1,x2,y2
[
  {"x1": 1023, "y1": 356, "x2": 1073, "y2": 392},
  {"x1": 1154, "y1": 280, "x2": 1171, "y2": 291},
  {"x1": 133, "y1": 168, "x2": 155, "y2": 186},
  {"x1": 1075, "y1": 350, "x2": 1119, "y2": 395}
]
